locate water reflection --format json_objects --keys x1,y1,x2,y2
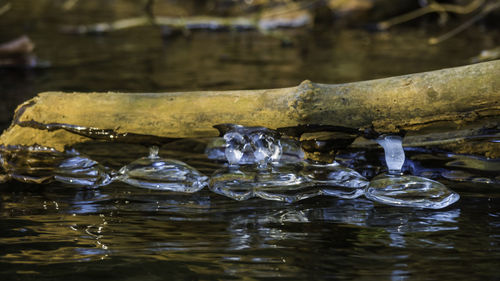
[{"x1": 2, "y1": 179, "x2": 500, "y2": 279}]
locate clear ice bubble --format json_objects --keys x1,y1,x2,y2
[
  {"x1": 210, "y1": 126, "x2": 313, "y2": 203},
  {"x1": 224, "y1": 131, "x2": 249, "y2": 166},
  {"x1": 54, "y1": 155, "x2": 113, "y2": 188},
  {"x1": 116, "y1": 146, "x2": 208, "y2": 192},
  {"x1": 209, "y1": 164, "x2": 313, "y2": 203},
  {"x1": 365, "y1": 174, "x2": 460, "y2": 209},
  {"x1": 248, "y1": 131, "x2": 282, "y2": 168},
  {"x1": 205, "y1": 136, "x2": 304, "y2": 164},
  {"x1": 366, "y1": 135, "x2": 460, "y2": 209},
  {"x1": 252, "y1": 163, "x2": 316, "y2": 203},
  {"x1": 209, "y1": 166, "x2": 257, "y2": 201},
  {"x1": 301, "y1": 161, "x2": 368, "y2": 199}
]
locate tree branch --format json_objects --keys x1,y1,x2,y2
[{"x1": 1, "y1": 60, "x2": 500, "y2": 158}]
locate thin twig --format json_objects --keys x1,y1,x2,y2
[
  {"x1": 62, "y1": 0, "x2": 79, "y2": 11},
  {"x1": 144, "y1": 0, "x2": 156, "y2": 25},
  {"x1": 0, "y1": 2, "x2": 11, "y2": 16},
  {"x1": 432, "y1": 0, "x2": 484, "y2": 14},
  {"x1": 377, "y1": 0, "x2": 484, "y2": 30},
  {"x1": 429, "y1": 1, "x2": 500, "y2": 44},
  {"x1": 259, "y1": 0, "x2": 320, "y2": 18}
]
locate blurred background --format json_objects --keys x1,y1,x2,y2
[{"x1": 0, "y1": 0, "x2": 499, "y2": 130}]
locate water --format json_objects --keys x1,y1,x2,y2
[
  {"x1": 1, "y1": 181, "x2": 500, "y2": 280},
  {"x1": 1, "y1": 139, "x2": 499, "y2": 280},
  {"x1": 1, "y1": 1, "x2": 500, "y2": 279}
]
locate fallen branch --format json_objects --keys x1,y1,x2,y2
[
  {"x1": 60, "y1": 3, "x2": 312, "y2": 35},
  {"x1": 1, "y1": 60, "x2": 500, "y2": 158}
]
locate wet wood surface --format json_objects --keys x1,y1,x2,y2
[{"x1": 1, "y1": 60, "x2": 499, "y2": 155}]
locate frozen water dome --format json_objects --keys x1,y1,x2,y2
[
  {"x1": 54, "y1": 154, "x2": 113, "y2": 188},
  {"x1": 366, "y1": 174, "x2": 460, "y2": 209},
  {"x1": 301, "y1": 161, "x2": 368, "y2": 199},
  {"x1": 366, "y1": 135, "x2": 459, "y2": 209},
  {"x1": 116, "y1": 146, "x2": 208, "y2": 192}
]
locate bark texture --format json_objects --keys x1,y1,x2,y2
[{"x1": 1, "y1": 60, "x2": 499, "y2": 155}]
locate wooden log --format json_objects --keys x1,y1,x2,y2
[{"x1": 1, "y1": 60, "x2": 500, "y2": 156}]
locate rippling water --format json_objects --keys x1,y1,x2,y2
[
  {"x1": 1, "y1": 1, "x2": 500, "y2": 279},
  {"x1": 1, "y1": 143, "x2": 500, "y2": 279},
  {"x1": 1, "y1": 180, "x2": 500, "y2": 279}
]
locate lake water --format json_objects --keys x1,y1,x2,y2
[{"x1": 1, "y1": 1, "x2": 500, "y2": 279}]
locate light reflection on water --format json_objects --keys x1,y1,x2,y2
[
  {"x1": 1, "y1": 140, "x2": 500, "y2": 279},
  {"x1": 2, "y1": 178, "x2": 500, "y2": 279}
]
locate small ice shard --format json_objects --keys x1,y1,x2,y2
[
  {"x1": 365, "y1": 174, "x2": 460, "y2": 209},
  {"x1": 116, "y1": 146, "x2": 208, "y2": 192},
  {"x1": 366, "y1": 135, "x2": 460, "y2": 209},
  {"x1": 376, "y1": 135, "x2": 405, "y2": 174},
  {"x1": 301, "y1": 161, "x2": 368, "y2": 199},
  {"x1": 54, "y1": 155, "x2": 113, "y2": 187}
]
